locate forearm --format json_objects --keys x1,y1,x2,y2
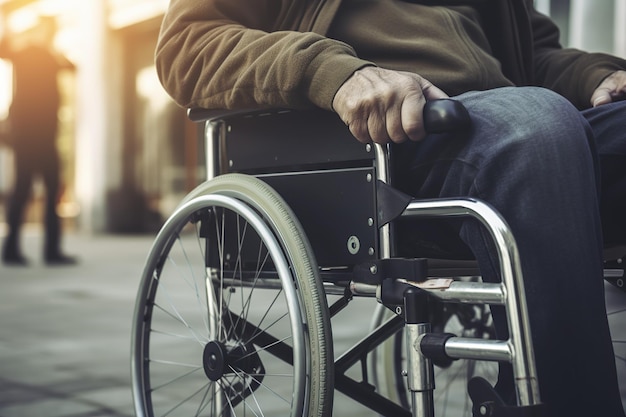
[
  {"x1": 534, "y1": 45, "x2": 625, "y2": 109},
  {"x1": 530, "y1": 5, "x2": 626, "y2": 108},
  {"x1": 155, "y1": 0, "x2": 372, "y2": 111}
]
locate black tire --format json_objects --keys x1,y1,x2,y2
[{"x1": 132, "y1": 174, "x2": 333, "y2": 416}]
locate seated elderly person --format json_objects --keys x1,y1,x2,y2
[{"x1": 154, "y1": 1, "x2": 626, "y2": 416}]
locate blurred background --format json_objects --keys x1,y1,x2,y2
[
  {"x1": 0, "y1": 1, "x2": 623, "y2": 416},
  {"x1": 0, "y1": 0, "x2": 200, "y2": 237},
  {"x1": 0, "y1": 0, "x2": 624, "y2": 237}
]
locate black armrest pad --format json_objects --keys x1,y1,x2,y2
[{"x1": 187, "y1": 108, "x2": 290, "y2": 123}]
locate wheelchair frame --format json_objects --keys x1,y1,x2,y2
[
  {"x1": 132, "y1": 101, "x2": 625, "y2": 417},
  {"x1": 196, "y1": 107, "x2": 543, "y2": 416}
]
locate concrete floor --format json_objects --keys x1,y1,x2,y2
[{"x1": 0, "y1": 228, "x2": 624, "y2": 416}]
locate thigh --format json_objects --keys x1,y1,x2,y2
[
  {"x1": 394, "y1": 86, "x2": 597, "y2": 199},
  {"x1": 584, "y1": 100, "x2": 626, "y2": 155},
  {"x1": 583, "y1": 100, "x2": 626, "y2": 245},
  {"x1": 393, "y1": 86, "x2": 602, "y2": 268}
]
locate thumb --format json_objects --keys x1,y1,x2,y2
[
  {"x1": 418, "y1": 78, "x2": 449, "y2": 101},
  {"x1": 591, "y1": 88, "x2": 612, "y2": 107}
]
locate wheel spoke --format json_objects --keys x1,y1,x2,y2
[
  {"x1": 149, "y1": 365, "x2": 205, "y2": 392},
  {"x1": 131, "y1": 175, "x2": 330, "y2": 417}
]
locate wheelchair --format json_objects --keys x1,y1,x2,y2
[{"x1": 131, "y1": 100, "x2": 626, "y2": 417}]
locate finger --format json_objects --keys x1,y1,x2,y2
[
  {"x1": 591, "y1": 88, "x2": 613, "y2": 107},
  {"x1": 401, "y1": 93, "x2": 427, "y2": 142},
  {"x1": 590, "y1": 71, "x2": 626, "y2": 107},
  {"x1": 611, "y1": 78, "x2": 626, "y2": 100},
  {"x1": 386, "y1": 106, "x2": 410, "y2": 144},
  {"x1": 419, "y1": 78, "x2": 449, "y2": 101},
  {"x1": 368, "y1": 112, "x2": 390, "y2": 144},
  {"x1": 347, "y1": 118, "x2": 372, "y2": 144}
]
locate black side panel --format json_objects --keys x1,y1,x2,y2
[
  {"x1": 224, "y1": 109, "x2": 372, "y2": 173},
  {"x1": 260, "y1": 168, "x2": 378, "y2": 268}
]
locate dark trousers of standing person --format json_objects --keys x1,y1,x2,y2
[
  {"x1": 394, "y1": 87, "x2": 626, "y2": 417},
  {"x1": 2, "y1": 140, "x2": 62, "y2": 264}
]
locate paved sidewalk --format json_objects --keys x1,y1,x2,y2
[
  {"x1": 0, "y1": 230, "x2": 152, "y2": 417},
  {"x1": 0, "y1": 228, "x2": 624, "y2": 416},
  {"x1": 0, "y1": 230, "x2": 382, "y2": 417}
]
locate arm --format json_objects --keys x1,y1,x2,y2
[
  {"x1": 155, "y1": 0, "x2": 372, "y2": 111},
  {"x1": 156, "y1": 0, "x2": 447, "y2": 144},
  {"x1": 332, "y1": 67, "x2": 448, "y2": 144},
  {"x1": 529, "y1": 3, "x2": 626, "y2": 109},
  {"x1": 0, "y1": 12, "x2": 12, "y2": 60},
  {"x1": 590, "y1": 70, "x2": 626, "y2": 107}
]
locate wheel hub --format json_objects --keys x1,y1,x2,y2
[
  {"x1": 203, "y1": 341, "x2": 263, "y2": 382},
  {"x1": 203, "y1": 341, "x2": 227, "y2": 381}
]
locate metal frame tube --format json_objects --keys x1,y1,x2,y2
[
  {"x1": 406, "y1": 323, "x2": 434, "y2": 417},
  {"x1": 374, "y1": 143, "x2": 392, "y2": 259},
  {"x1": 205, "y1": 120, "x2": 224, "y2": 181},
  {"x1": 409, "y1": 280, "x2": 505, "y2": 305},
  {"x1": 402, "y1": 198, "x2": 540, "y2": 406},
  {"x1": 202, "y1": 119, "x2": 542, "y2": 413},
  {"x1": 444, "y1": 337, "x2": 513, "y2": 362}
]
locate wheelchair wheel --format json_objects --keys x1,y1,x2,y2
[
  {"x1": 132, "y1": 174, "x2": 333, "y2": 417},
  {"x1": 374, "y1": 301, "x2": 498, "y2": 416}
]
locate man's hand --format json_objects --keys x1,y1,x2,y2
[
  {"x1": 332, "y1": 67, "x2": 448, "y2": 144},
  {"x1": 591, "y1": 70, "x2": 626, "y2": 107}
]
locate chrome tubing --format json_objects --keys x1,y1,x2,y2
[
  {"x1": 443, "y1": 337, "x2": 513, "y2": 363},
  {"x1": 417, "y1": 280, "x2": 505, "y2": 305},
  {"x1": 407, "y1": 323, "x2": 435, "y2": 417},
  {"x1": 402, "y1": 198, "x2": 540, "y2": 407},
  {"x1": 205, "y1": 119, "x2": 224, "y2": 181},
  {"x1": 374, "y1": 142, "x2": 392, "y2": 260}
]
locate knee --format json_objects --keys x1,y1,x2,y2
[
  {"x1": 454, "y1": 89, "x2": 601, "y2": 217},
  {"x1": 459, "y1": 87, "x2": 594, "y2": 161}
]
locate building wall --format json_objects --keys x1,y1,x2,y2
[
  {"x1": 569, "y1": 0, "x2": 616, "y2": 54},
  {"x1": 73, "y1": 0, "x2": 111, "y2": 232},
  {"x1": 547, "y1": 0, "x2": 625, "y2": 58}
]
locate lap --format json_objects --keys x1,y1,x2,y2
[
  {"x1": 393, "y1": 86, "x2": 597, "y2": 203},
  {"x1": 393, "y1": 86, "x2": 603, "y2": 263}
]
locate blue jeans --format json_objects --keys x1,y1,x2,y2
[{"x1": 394, "y1": 87, "x2": 625, "y2": 417}]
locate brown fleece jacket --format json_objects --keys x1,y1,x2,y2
[{"x1": 155, "y1": 0, "x2": 626, "y2": 112}]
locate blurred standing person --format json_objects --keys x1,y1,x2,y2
[{"x1": 0, "y1": 14, "x2": 76, "y2": 266}]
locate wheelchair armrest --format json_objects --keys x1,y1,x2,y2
[
  {"x1": 188, "y1": 99, "x2": 471, "y2": 133},
  {"x1": 187, "y1": 107, "x2": 290, "y2": 123},
  {"x1": 423, "y1": 99, "x2": 471, "y2": 134}
]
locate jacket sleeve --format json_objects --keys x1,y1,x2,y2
[
  {"x1": 530, "y1": 5, "x2": 626, "y2": 109},
  {"x1": 155, "y1": 0, "x2": 372, "y2": 111}
]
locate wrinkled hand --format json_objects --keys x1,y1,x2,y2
[
  {"x1": 332, "y1": 67, "x2": 448, "y2": 144},
  {"x1": 591, "y1": 70, "x2": 626, "y2": 107}
]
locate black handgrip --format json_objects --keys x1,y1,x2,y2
[{"x1": 423, "y1": 98, "x2": 471, "y2": 134}]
